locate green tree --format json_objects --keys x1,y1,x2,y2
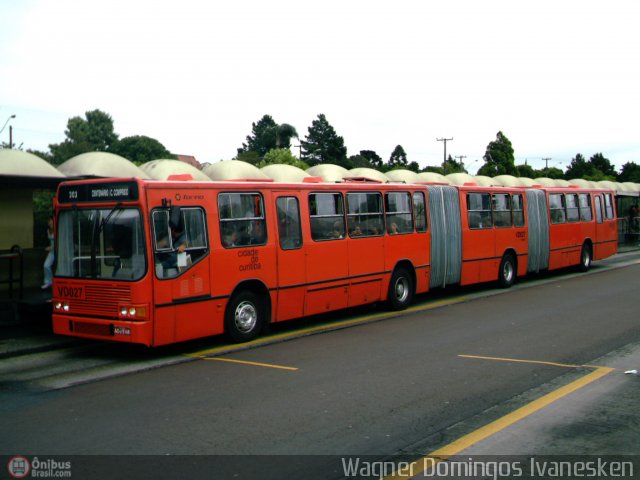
[
  {"x1": 300, "y1": 114, "x2": 348, "y2": 168},
  {"x1": 406, "y1": 161, "x2": 421, "y2": 173},
  {"x1": 387, "y1": 145, "x2": 408, "y2": 170},
  {"x1": 536, "y1": 167, "x2": 564, "y2": 179},
  {"x1": 423, "y1": 165, "x2": 445, "y2": 175},
  {"x1": 588, "y1": 153, "x2": 616, "y2": 178},
  {"x1": 257, "y1": 148, "x2": 309, "y2": 170},
  {"x1": 477, "y1": 131, "x2": 516, "y2": 177},
  {"x1": 442, "y1": 154, "x2": 467, "y2": 174},
  {"x1": 516, "y1": 163, "x2": 536, "y2": 178},
  {"x1": 564, "y1": 153, "x2": 592, "y2": 180},
  {"x1": 360, "y1": 150, "x2": 383, "y2": 169},
  {"x1": 49, "y1": 109, "x2": 118, "y2": 165},
  {"x1": 618, "y1": 162, "x2": 640, "y2": 183},
  {"x1": 111, "y1": 135, "x2": 175, "y2": 165},
  {"x1": 237, "y1": 115, "x2": 298, "y2": 162}
]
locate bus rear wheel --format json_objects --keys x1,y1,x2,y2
[
  {"x1": 579, "y1": 243, "x2": 592, "y2": 272},
  {"x1": 498, "y1": 254, "x2": 516, "y2": 288},
  {"x1": 225, "y1": 290, "x2": 264, "y2": 343},
  {"x1": 388, "y1": 267, "x2": 414, "y2": 310}
]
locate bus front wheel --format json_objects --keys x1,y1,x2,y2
[
  {"x1": 225, "y1": 291, "x2": 264, "y2": 343},
  {"x1": 498, "y1": 254, "x2": 516, "y2": 288},
  {"x1": 388, "y1": 267, "x2": 414, "y2": 310}
]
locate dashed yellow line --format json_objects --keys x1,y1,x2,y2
[
  {"x1": 386, "y1": 356, "x2": 615, "y2": 479},
  {"x1": 201, "y1": 357, "x2": 298, "y2": 371}
]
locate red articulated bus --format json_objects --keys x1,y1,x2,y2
[{"x1": 51, "y1": 177, "x2": 617, "y2": 346}]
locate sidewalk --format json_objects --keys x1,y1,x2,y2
[{"x1": 0, "y1": 286, "x2": 82, "y2": 358}]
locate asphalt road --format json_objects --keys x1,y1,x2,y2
[{"x1": 1, "y1": 256, "x2": 639, "y2": 479}]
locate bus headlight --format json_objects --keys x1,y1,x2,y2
[
  {"x1": 118, "y1": 304, "x2": 147, "y2": 320},
  {"x1": 54, "y1": 302, "x2": 70, "y2": 312}
]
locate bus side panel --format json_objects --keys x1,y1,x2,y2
[
  {"x1": 460, "y1": 228, "x2": 496, "y2": 285},
  {"x1": 349, "y1": 235, "x2": 385, "y2": 307},
  {"x1": 548, "y1": 223, "x2": 585, "y2": 270},
  {"x1": 304, "y1": 240, "x2": 349, "y2": 316},
  {"x1": 594, "y1": 219, "x2": 618, "y2": 260}
]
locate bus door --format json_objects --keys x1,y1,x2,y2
[
  {"x1": 151, "y1": 206, "x2": 212, "y2": 344},
  {"x1": 593, "y1": 193, "x2": 617, "y2": 259},
  {"x1": 305, "y1": 192, "x2": 349, "y2": 316},
  {"x1": 462, "y1": 191, "x2": 495, "y2": 285},
  {"x1": 347, "y1": 191, "x2": 385, "y2": 307},
  {"x1": 274, "y1": 195, "x2": 306, "y2": 322}
]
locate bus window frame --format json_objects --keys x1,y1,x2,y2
[
  {"x1": 309, "y1": 192, "x2": 346, "y2": 241},
  {"x1": 218, "y1": 192, "x2": 267, "y2": 248},
  {"x1": 549, "y1": 193, "x2": 567, "y2": 224},
  {"x1": 467, "y1": 192, "x2": 492, "y2": 229},
  {"x1": 346, "y1": 191, "x2": 384, "y2": 238},
  {"x1": 492, "y1": 193, "x2": 512, "y2": 228},
  {"x1": 276, "y1": 196, "x2": 303, "y2": 250}
]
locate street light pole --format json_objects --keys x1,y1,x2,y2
[{"x1": 0, "y1": 114, "x2": 16, "y2": 136}]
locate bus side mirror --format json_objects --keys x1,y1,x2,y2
[{"x1": 169, "y1": 206, "x2": 183, "y2": 231}]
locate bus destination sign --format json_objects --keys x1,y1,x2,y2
[{"x1": 58, "y1": 181, "x2": 139, "y2": 203}]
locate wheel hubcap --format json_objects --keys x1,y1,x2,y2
[
  {"x1": 503, "y1": 262, "x2": 514, "y2": 282},
  {"x1": 234, "y1": 301, "x2": 257, "y2": 333},
  {"x1": 395, "y1": 278, "x2": 409, "y2": 303}
]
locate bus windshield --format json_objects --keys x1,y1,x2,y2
[{"x1": 56, "y1": 208, "x2": 146, "y2": 281}]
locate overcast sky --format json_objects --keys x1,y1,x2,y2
[{"x1": 1, "y1": 0, "x2": 638, "y2": 174}]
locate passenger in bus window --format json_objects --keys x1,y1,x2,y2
[
  {"x1": 331, "y1": 221, "x2": 344, "y2": 239},
  {"x1": 249, "y1": 221, "x2": 266, "y2": 244},
  {"x1": 389, "y1": 222, "x2": 400, "y2": 234},
  {"x1": 158, "y1": 226, "x2": 187, "y2": 271},
  {"x1": 351, "y1": 224, "x2": 363, "y2": 236}
]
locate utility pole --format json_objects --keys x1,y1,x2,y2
[
  {"x1": 9, "y1": 125, "x2": 13, "y2": 149},
  {"x1": 542, "y1": 157, "x2": 552, "y2": 169},
  {"x1": 436, "y1": 137, "x2": 453, "y2": 165}
]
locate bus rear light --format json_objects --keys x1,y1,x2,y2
[{"x1": 118, "y1": 304, "x2": 147, "y2": 320}]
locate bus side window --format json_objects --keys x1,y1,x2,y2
[
  {"x1": 276, "y1": 197, "x2": 302, "y2": 250},
  {"x1": 579, "y1": 193, "x2": 592, "y2": 221},
  {"x1": 595, "y1": 196, "x2": 603, "y2": 223},
  {"x1": 153, "y1": 208, "x2": 207, "y2": 278},
  {"x1": 347, "y1": 192, "x2": 384, "y2": 237},
  {"x1": 309, "y1": 193, "x2": 345, "y2": 241},
  {"x1": 467, "y1": 193, "x2": 491, "y2": 229},
  {"x1": 566, "y1": 194, "x2": 580, "y2": 222},
  {"x1": 413, "y1": 192, "x2": 428, "y2": 232},
  {"x1": 549, "y1": 193, "x2": 566, "y2": 224},
  {"x1": 385, "y1": 192, "x2": 412, "y2": 234},
  {"x1": 219, "y1": 192, "x2": 267, "y2": 247},
  {"x1": 512, "y1": 193, "x2": 525, "y2": 227},
  {"x1": 492, "y1": 193, "x2": 512, "y2": 228},
  {"x1": 604, "y1": 193, "x2": 614, "y2": 219}
]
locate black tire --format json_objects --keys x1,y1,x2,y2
[
  {"x1": 579, "y1": 243, "x2": 592, "y2": 272},
  {"x1": 387, "y1": 267, "x2": 414, "y2": 310},
  {"x1": 225, "y1": 291, "x2": 264, "y2": 343},
  {"x1": 498, "y1": 254, "x2": 516, "y2": 288}
]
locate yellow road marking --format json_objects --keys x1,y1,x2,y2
[
  {"x1": 386, "y1": 359, "x2": 615, "y2": 479},
  {"x1": 201, "y1": 357, "x2": 298, "y2": 371},
  {"x1": 185, "y1": 296, "x2": 467, "y2": 358},
  {"x1": 458, "y1": 354, "x2": 584, "y2": 369}
]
